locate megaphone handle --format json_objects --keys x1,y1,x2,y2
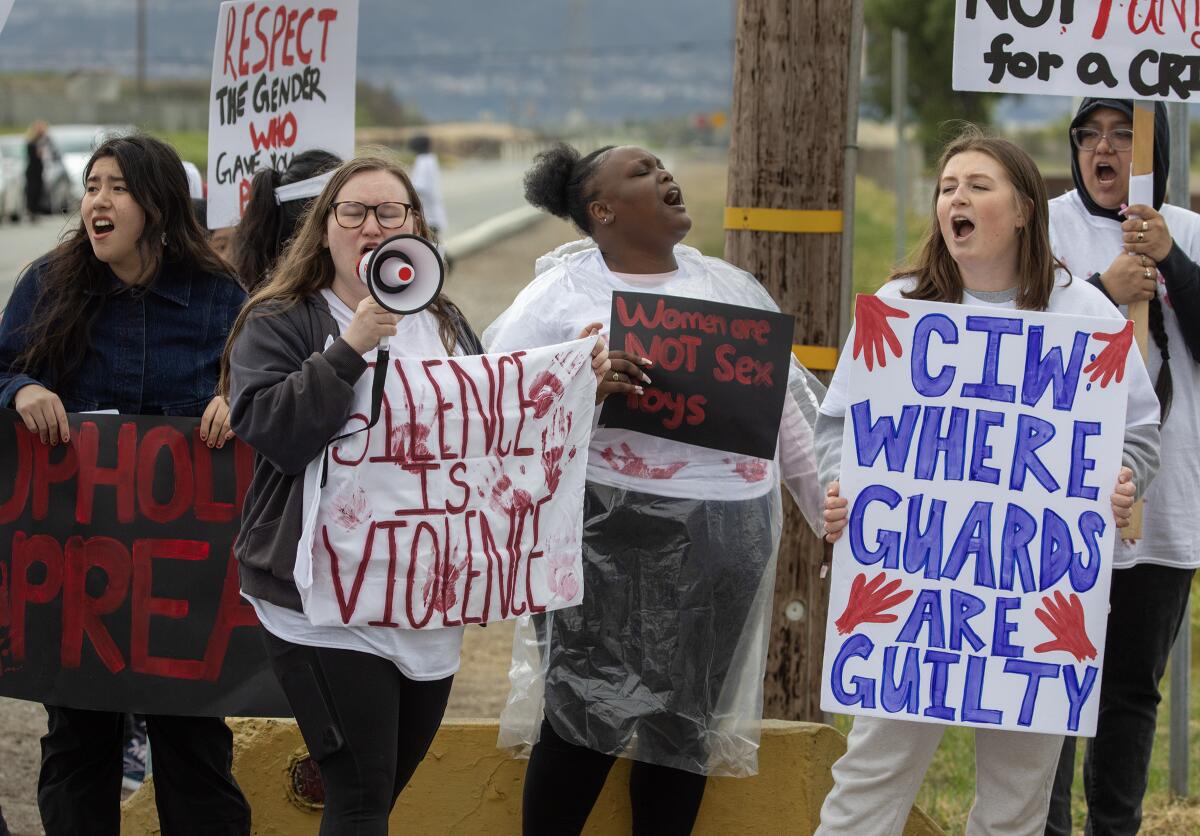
[{"x1": 320, "y1": 346, "x2": 391, "y2": 488}]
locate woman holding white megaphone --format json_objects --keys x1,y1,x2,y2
[{"x1": 221, "y1": 155, "x2": 608, "y2": 834}]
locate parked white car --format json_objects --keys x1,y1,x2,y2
[{"x1": 48, "y1": 124, "x2": 135, "y2": 201}]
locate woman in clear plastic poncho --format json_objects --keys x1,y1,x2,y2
[{"x1": 484, "y1": 143, "x2": 825, "y2": 836}]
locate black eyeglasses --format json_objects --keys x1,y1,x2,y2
[
  {"x1": 1070, "y1": 127, "x2": 1134, "y2": 152},
  {"x1": 331, "y1": 201, "x2": 414, "y2": 229}
]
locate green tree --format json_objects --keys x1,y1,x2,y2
[{"x1": 865, "y1": 0, "x2": 998, "y2": 162}]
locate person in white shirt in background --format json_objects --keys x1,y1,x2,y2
[
  {"x1": 1044, "y1": 97, "x2": 1200, "y2": 836},
  {"x1": 408, "y1": 134, "x2": 448, "y2": 241}
]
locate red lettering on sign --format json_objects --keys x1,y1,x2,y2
[
  {"x1": 61, "y1": 536, "x2": 130, "y2": 673},
  {"x1": 32, "y1": 440, "x2": 78, "y2": 521},
  {"x1": 131, "y1": 539, "x2": 208, "y2": 679},
  {"x1": 74, "y1": 421, "x2": 137, "y2": 525},
  {"x1": 0, "y1": 428, "x2": 32, "y2": 525},
  {"x1": 136, "y1": 426, "x2": 194, "y2": 524},
  {"x1": 9, "y1": 533, "x2": 64, "y2": 661},
  {"x1": 318, "y1": 8, "x2": 338, "y2": 61},
  {"x1": 200, "y1": 550, "x2": 262, "y2": 681}
]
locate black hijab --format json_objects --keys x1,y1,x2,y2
[{"x1": 1069, "y1": 98, "x2": 1170, "y2": 222}]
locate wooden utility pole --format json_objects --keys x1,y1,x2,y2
[{"x1": 724, "y1": 0, "x2": 863, "y2": 721}]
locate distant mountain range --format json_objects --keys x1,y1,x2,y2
[{"x1": 0, "y1": 0, "x2": 737, "y2": 124}]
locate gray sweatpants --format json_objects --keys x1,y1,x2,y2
[{"x1": 816, "y1": 716, "x2": 1062, "y2": 835}]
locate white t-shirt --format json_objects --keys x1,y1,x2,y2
[
  {"x1": 485, "y1": 244, "x2": 789, "y2": 501},
  {"x1": 1050, "y1": 190, "x2": 1200, "y2": 569},
  {"x1": 250, "y1": 289, "x2": 465, "y2": 680}
]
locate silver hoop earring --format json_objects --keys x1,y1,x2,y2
[{"x1": 161, "y1": 233, "x2": 168, "y2": 247}]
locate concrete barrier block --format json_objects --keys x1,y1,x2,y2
[{"x1": 121, "y1": 718, "x2": 943, "y2": 835}]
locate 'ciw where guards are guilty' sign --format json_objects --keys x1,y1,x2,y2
[{"x1": 821, "y1": 295, "x2": 1136, "y2": 736}]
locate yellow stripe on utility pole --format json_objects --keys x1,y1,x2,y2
[
  {"x1": 724, "y1": 207, "x2": 844, "y2": 233},
  {"x1": 792, "y1": 344, "x2": 839, "y2": 371}
]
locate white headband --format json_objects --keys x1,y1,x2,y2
[{"x1": 274, "y1": 171, "x2": 334, "y2": 205}]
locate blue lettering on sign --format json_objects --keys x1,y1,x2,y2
[
  {"x1": 831, "y1": 634, "x2": 876, "y2": 708},
  {"x1": 961, "y1": 316, "x2": 1022, "y2": 403},
  {"x1": 969, "y1": 409, "x2": 1005, "y2": 484},
  {"x1": 880, "y1": 645, "x2": 921, "y2": 715},
  {"x1": 998, "y1": 504, "x2": 1038, "y2": 593},
  {"x1": 914, "y1": 406, "x2": 969, "y2": 481},
  {"x1": 911, "y1": 313, "x2": 959, "y2": 397},
  {"x1": 1003, "y1": 659, "x2": 1059, "y2": 727},
  {"x1": 942, "y1": 501, "x2": 996, "y2": 588},
  {"x1": 948, "y1": 589, "x2": 987, "y2": 652},
  {"x1": 1064, "y1": 665, "x2": 1100, "y2": 732},
  {"x1": 851, "y1": 401, "x2": 919, "y2": 473},
  {"x1": 1010, "y1": 414, "x2": 1060, "y2": 493},
  {"x1": 1067, "y1": 421, "x2": 1101, "y2": 501},
  {"x1": 992, "y1": 596, "x2": 1024, "y2": 658},
  {"x1": 1022, "y1": 327, "x2": 1088, "y2": 411},
  {"x1": 923, "y1": 649, "x2": 959, "y2": 720},
  {"x1": 848, "y1": 484, "x2": 902, "y2": 568},
  {"x1": 962, "y1": 655, "x2": 1003, "y2": 724},
  {"x1": 903, "y1": 494, "x2": 945, "y2": 579}
]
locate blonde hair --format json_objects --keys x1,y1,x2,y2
[
  {"x1": 220, "y1": 155, "x2": 466, "y2": 395},
  {"x1": 898, "y1": 126, "x2": 1063, "y2": 311}
]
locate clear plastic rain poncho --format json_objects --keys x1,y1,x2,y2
[{"x1": 484, "y1": 239, "x2": 825, "y2": 777}]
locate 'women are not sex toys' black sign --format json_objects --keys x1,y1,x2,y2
[{"x1": 600, "y1": 291, "x2": 795, "y2": 460}]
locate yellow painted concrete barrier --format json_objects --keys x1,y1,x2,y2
[{"x1": 122, "y1": 718, "x2": 943, "y2": 835}]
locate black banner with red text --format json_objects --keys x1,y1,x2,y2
[{"x1": 0, "y1": 409, "x2": 289, "y2": 717}]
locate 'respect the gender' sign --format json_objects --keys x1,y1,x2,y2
[
  {"x1": 206, "y1": 0, "x2": 358, "y2": 228},
  {"x1": 821, "y1": 295, "x2": 1135, "y2": 736},
  {"x1": 954, "y1": 0, "x2": 1200, "y2": 102}
]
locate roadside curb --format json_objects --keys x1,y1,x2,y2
[{"x1": 444, "y1": 205, "x2": 543, "y2": 260}]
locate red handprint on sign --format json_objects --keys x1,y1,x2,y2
[
  {"x1": 1083, "y1": 320, "x2": 1133, "y2": 389},
  {"x1": 853, "y1": 295, "x2": 910, "y2": 371},
  {"x1": 1034, "y1": 591, "x2": 1097, "y2": 662},
  {"x1": 834, "y1": 571, "x2": 913, "y2": 635}
]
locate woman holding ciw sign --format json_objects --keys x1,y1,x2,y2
[
  {"x1": 815, "y1": 131, "x2": 1161, "y2": 834},
  {"x1": 1045, "y1": 98, "x2": 1200, "y2": 836},
  {"x1": 485, "y1": 143, "x2": 825, "y2": 835}
]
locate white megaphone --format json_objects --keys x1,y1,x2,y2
[{"x1": 356, "y1": 234, "x2": 444, "y2": 315}]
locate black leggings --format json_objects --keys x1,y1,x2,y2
[
  {"x1": 523, "y1": 718, "x2": 708, "y2": 836},
  {"x1": 263, "y1": 632, "x2": 453, "y2": 836}
]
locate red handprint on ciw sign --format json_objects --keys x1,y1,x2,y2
[
  {"x1": 834, "y1": 571, "x2": 913, "y2": 635},
  {"x1": 1034, "y1": 591, "x2": 1097, "y2": 662},
  {"x1": 853, "y1": 295, "x2": 910, "y2": 371},
  {"x1": 1083, "y1": 320, "x2": 1133, "y2": 389}
]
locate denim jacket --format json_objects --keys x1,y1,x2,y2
[{"x1": 0, "y1": 256, "x2": 245, "y2": 416}]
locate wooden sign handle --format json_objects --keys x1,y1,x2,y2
[{"x1": 1123, "y1": 103, "x2": 1157, "y2": 540}]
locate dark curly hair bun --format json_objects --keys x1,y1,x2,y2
[
  {"x1": 522, "y1": 142, "x2": 614, "y2": 234},
  {"x1": 523, "y1": 143, "x2": 581, "y2": 220}
]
